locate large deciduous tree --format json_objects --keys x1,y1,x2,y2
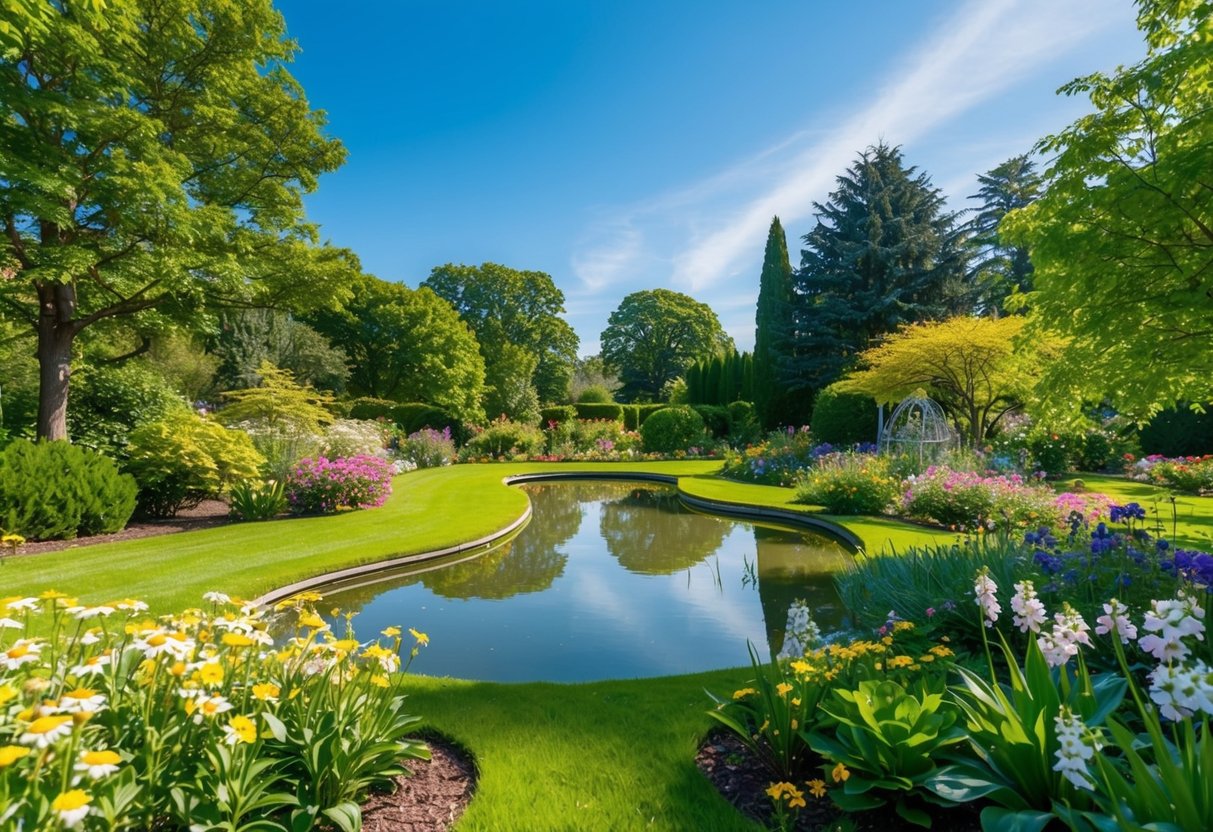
[
  {"x1": 600, "y1": 288, "x2": 732, "y2": 402},
  {"x1": 966, "y1": 155, "x2": 1041, "y2": 316},
  {"x1": 0, "y1": 1, "x2": 356, "y2": 439},
  {"x1": 1001, "y1": 0, "x2": 1213, "y2": 418},
  {"x1": 753, "y1": 216, "x2": 795, "y2": 428},
  {"x1": 423, "y1": 262, "x2": 578, "y2": 410},
  {"x1": 835, "y1": 316, "x2": 1049, "y2": 447},
  {"x1": 307, "y1": 276, "x2": 486, "y2": 424},
  {"x1": 783, "y1": 143, "x2": 968, "y2": 399}
]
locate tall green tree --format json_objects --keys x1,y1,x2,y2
[
  {"x1": 1002, "y1": 0, "x2": 1213, "y2": 418},
  {"x1": 307, "y1": 276, "x2": 486, "y2": 424},
  {"x1": 213, "y1": 309, "x2": 350, "y2": 393},
  {"x1": 600, "y1": 289, "x2": 732, "y2": 402},
  {"x1": 0, "y1": 0, "x2": 356, "y2": 440},
  {"x1": 753, "y1": 216, "x2": 795, "y2": 426},
  {"x1": 783, "y1": 143, "x2": 967, "y2": 399},
  {"x1": 424, "y1": 262, "x2": 578, "y2": 407},
  {"x1": 966, "y1": 155, "x2": 1042, "y2": 315}
]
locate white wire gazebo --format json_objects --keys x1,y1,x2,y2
[{"x1": 878, "y1": 394, "x2": 958, "y2": 465}]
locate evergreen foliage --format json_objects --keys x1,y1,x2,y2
[
  {"x1": 784, "y1": 143, "x2": 968, "y2": 399},
  {"x1": 965, "y1": 155, "x2": 1041, "y2": 315},
  {"x1": 214, "y1": 309, "x2": 350, "y2": 394},
  {"x1": 753, "y1": 217, "x2": 795, "y2": 427},
  {"x1": 639, "y1": 406, "x2": 706, "y2": 453},
  {"x1": 0, "y1": 439, "x2": 136, "y2": 540},
  {"x1": 809, "y1": 387, "x2": 880, "y2": 446}
]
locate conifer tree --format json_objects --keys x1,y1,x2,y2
[
  {"x1": 783, "y1": 144, "x2": 965, "y2": 399},
  {"x1": 753, "y1": 217, "x2": 794, "y2": 427}
]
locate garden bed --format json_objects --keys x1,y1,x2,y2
[
  {"x1": 9, "y1": 498, "x2": 234, "y2": 556},
  {"x1": 361, "y1": 737, "x2": 476, "y2": 832}
]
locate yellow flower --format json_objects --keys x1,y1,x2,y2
[
  {"x1": 369, "y1": 674, "x2": 390, "y2": 688},
  {"x1": 251, "y1": 683, "x2": 280, "y2": 702},
  {"x1": 409, "y1": 628, "x2": 429, "y2": 646},
  {"x1": 893, "y1": 620, "x2": 915, "y2": 633},
  {"x1": 831, "y1": 762, "x2": 850, "y2": 783},
  {"x1": 775, "y1": 682, "x2": 793, "y2": 697},
  {"x1": 790, "y1": 660, "x2": 812, "y2": 675},
  {"x1": 223, "y1": 715, "x2": 257, "y2": 745},
  {"x1": 221, "y1": 633, "x2": 255, "y2": 648},
  {"x1": 807, "y1": 778, "x2": 827, "y2": 798},
  {"x1": 51, "y1": 789, "x2": 92, "y2": 827},
  {"x1": 197, "y1": 662, "x2": 225, "y2": 686},
  {"x1": 929, "y1": 644, "x2": 954, "y2": 658},
  {"x1": 328, "y1": 639, "x2": 359, "y2": 653},
  {"x1": 381, "y1": 626, "x2": 401, "y2": 638},
  {"x1": 0, "y1": 745, "x2": 31, "y2": 767},
  {"x1": 887, "y1": 655, "x2": 915, "y2": 670},
  {"x1": 0, "y1": 684, "x2": 17, "y2": 706},
  {"x1": 298, "y1": 612, "x2": 326, "y2": 629},
  {"x1": 732, "y1": 688, "x2": 757, "y2": 700}
]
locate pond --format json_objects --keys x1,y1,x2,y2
[{"x1": 313, "y1": 480, "x2": 855, "y2": 682}]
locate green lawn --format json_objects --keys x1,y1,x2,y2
[
  {"x1": 1070, "y1": 473, "x2": 1213, "y2": 548},
  {"x1": 4, "y1": 462, "x2": 1209, "y2": 831}
]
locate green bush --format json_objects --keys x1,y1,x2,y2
[
  {"x1": 464, "y1": 418, "x2": 546, "y2": 458},
  {"x1": 633, "y1": 404, "x2": 667, "y2": 430},
  {"x1": 126, "y1": 412, "x2": 265, "y2": 518},
  {"x1": 793, "y1": 453, "x2": 899, "y2": 514},
  {"x1": 576, "y1": 385, "x2": 614, "y2": 404},
  {"x1": 539, "y1": 405, "x2": 578, "y2": 427},
  {"x1": 0, "y1": 439, "x2": 136, "y2": 540},
  {"x1": 346, "y1": 397, "x2": 397, "y2": 421},
  {"x1": 727, "y1": 401, "x2": 761, "y2": 445},
  {"x1": 390, "y1": 402, "x2": 465, "y2": 442},
  {"x1": 1027, "y1": 428, "x2": 1081, "y2": 477},
  {"x1": 1079, "y1": 429, "x2": 1114, "y2": 471},
  {"x1": 810, "y1": 387, "x2": 878, "y2": 445},
  {"x1": 573, "y1": 402, "x2": 624, "y2": 422},
  {"x1": 640, "y1": 405, "x2": 706, "y2": 453},
  {"x1": 691, "y1": 404, "x2": 730, "y2": 438},
  {"x1": 68, "y1": 362, "x2": 188, "y2": 458}
]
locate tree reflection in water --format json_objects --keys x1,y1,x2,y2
[
  {"x1": 599, "y1": 486, "x2": 729, "y2": 574},
  {"x1": 752, "y1": 525, "x2": 852, "y2": 659}
]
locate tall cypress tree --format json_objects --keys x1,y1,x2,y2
[
  {"x1": 706, "y1": 357, "x2": 723, "y2": 406},
  {"x1": 741, "y1": 352, "x2": 755, "y2": 403},
  {"x1": 783, "y1": 143, "x2": 965, "y2": 398},
  {"x1": 754, "y1": 217, "x2": 795, "y2": 428},
  {"x1": 685, "y1": 360, "x2": 702, "y2": 404}
]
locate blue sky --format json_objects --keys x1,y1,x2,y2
[{"x1": 286, "y1": 0, "x2": 1145, "y2": 355}]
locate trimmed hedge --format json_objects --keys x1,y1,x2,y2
[
  {"x1": 623, "y1": 404, "x2": 668, "y2": 431},
  {"x1": 574, "y1": 403, "x2": 624, "y2": 422},
  {"x1": 347, "y1": 397, "x2": 397, "y2": 421},
  {"x1": 347, "y1": 398, "x2": 464, "y2": 442},
  {"x1": 810, "y1": 388, "x2": 878, "y2": 445},
  {"x1": 539, "y1": 405, "x2": 578, "y2": 427},
  {"x1": 692, "y1": 405, "x2": 730, "y2": 438}
]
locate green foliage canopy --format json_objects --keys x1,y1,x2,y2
[
  {"x1": 600, "y1": 289, "x2": 732, "y2": 402},
  {"x1": 308, "y1": 276, "x2": 486, "y2": 424},
  {"x1": 1001, "y1": 0, "x2": 1213, "y2": 418},
  {"x1": 0, "y1": 0, "x2": 357, "y2": 439}
]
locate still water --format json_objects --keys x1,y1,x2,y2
[{"x1": 316, "y1": 481, "x2": 854, "y2": 682}]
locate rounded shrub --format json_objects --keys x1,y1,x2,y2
[
  {"x1": 285, "y1": 455, "x2": 394, "y2": 514},
  {"x1": 810, "y1": 387, "x2": 878, "y2": 445},
  {"x1": 0, "y1": 439, "x2": 137, "y2": 540},
  {"x1": 640, "y1": 405, "x2": 706, "y2": 453},
  {"x1": 125, "y1": 412, "x2": 265, "y2": 518},
  {"x1": 464, "y1": 418, "x2": 546, "y2": 458},
  {"x1": 346, "y1": 397, "x2": 397, "y2": 421},
  {"x1": 573, "y1": 402, "x2": 624, "y2": 422},
  {"x1": 692, "y1": 405, "x2": 730, "y2": 438},
  {"x1": 538, "y1": 405, "x2": 578, "y2": 428},
  {"x1": 576, "y1": 385, "x2": 614, "y2": 404}
]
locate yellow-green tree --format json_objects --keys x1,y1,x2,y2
[
  {"x1": 219, "y1": 362, "x2": 335, "y2": 434},
  {"x1": 835, "y1": 316, "x2": 1046, "y2": 446}
]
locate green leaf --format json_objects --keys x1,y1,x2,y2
[
  {"x1": 321, "y1": 802, "x2": 363, "y2": 832},
  {"x1": 980, "y1": 806, "x2": 1054, "y2": 832}
]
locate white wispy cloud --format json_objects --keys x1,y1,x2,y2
[{"x1": 566, "y1": 0, "x2": 1134, "y2": 353}]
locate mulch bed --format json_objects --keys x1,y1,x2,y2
[
  {"x1": 8, "y1": 499, "x2": 236, "y2": 557},
  {"x1": 696, "y1": 730, "x2": 981, "y2": 831},
  {"x1": 361, "y1": 737, "x2": 477, "y2": 832}
]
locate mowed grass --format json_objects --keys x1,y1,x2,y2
[
  {"x1": 1072, "y1": 473, "x2": 1213, "y2": 548},
  {"x1": 405, "y1": 669, "x2": 762, "y2": 832}
]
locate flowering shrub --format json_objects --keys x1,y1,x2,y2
[
  {"x1": 462, "y1": 417, "x2": 545, "y2": 459},
  {"x1": 398, "y1": 427, "x2": 456, "y2": 468},
  {"x1": 900, "y1": 466, "x2": 1062, "y2": 532},
  {"x1": 321, "y1": 418, "x2": 389, "y2": 459},
  {"x1": 721, "y1": 428, "x2": 826, "y2": 486},
  {"x1": 0, "y1": 590, "x2": 430, "y2": 830},
  {"x1": 793, "y1": 453, "x2": 899, "y2": 515},
  {"x1": 285, "y1": 455, "x2": 394, "y2": 514},
  {"x1": 234, "y1": 418, "x2": 324, "y2": 481},
  {"x1": 1130, "y1": 454, "x2": 1213, "y2": 494}
]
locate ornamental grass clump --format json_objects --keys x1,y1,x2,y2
[
  {"x1": 285, "y1": 455, "x2": 394, "y2": 514},
  {"x1": 0, "y1": 590, "x2": 430, "y2": 831}
]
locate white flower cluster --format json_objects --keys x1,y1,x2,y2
[
  {"x1": 777, "y1": 599, "x2": 821, "y2": 660},
  {"x1": 1037, "y1": 604, "x2": 1093, "y2": 669},
  {"x1": 1011, "y1": 580, "x2": 1047, "y2": 633},
  {"x1": 1138, "y1": 594, "x2": 1205, "y2": 662},
  {"x1": 974, "y1": 571, "x2": 1001, "y2": 628},
  {"x1": 1053, "y1": 705, "x2": 1102, "y2": 790},
  {"x1": 322, "y1": 418, "x2": 389, "y2": 459},
  {"x1": 1094, "y1": 598, "x2": 1137, "y2": 644}
]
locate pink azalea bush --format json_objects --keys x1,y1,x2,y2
[{"x1": 285, "y1": 455, "x2": 393, "y2": 514}]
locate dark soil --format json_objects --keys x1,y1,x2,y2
[
  {"x1": 360, "y1": 737, "x2": 477, "y2": 832},
  {"x1": 696, "y1": 730, "x2": 981, "y2": 831},
  {"x1": 8, "y1": 499, "x2": 236, "y2": 557}
]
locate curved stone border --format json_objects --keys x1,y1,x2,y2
[
  {"x1": 254, "y1": 469, "x2": 864, "y2": 607},
  {"x1": 506, "y1": 471, "x2": 865, "y2": 552},
  {"x1": 252, "y1": 500, "x2": 533, "y2": 608}
]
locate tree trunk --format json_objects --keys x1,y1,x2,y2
[{"x1": 36, "y1": 282, "x2": 77, "y2": 441}]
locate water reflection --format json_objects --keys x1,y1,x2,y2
[{"x1": 310, "y1": 480, "x2": 854, "y2": 682}]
